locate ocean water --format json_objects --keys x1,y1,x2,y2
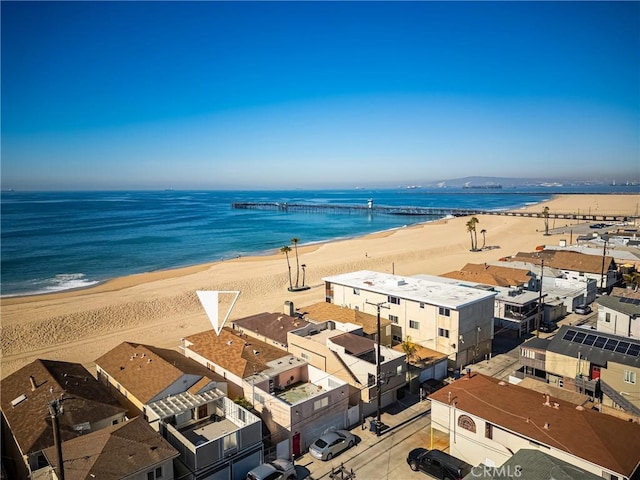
[{"x1": 0, "y1": 187, "x2": 628, "y2": 297}]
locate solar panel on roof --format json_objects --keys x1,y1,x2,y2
[
  {"x1": 583, "y1": 334, "x2": 597, "y2": 346},
  {"x1": 594, "y1": 336, "x2": 607, "y2": 348},
  {"x1": 574, "y1": 332, "x2": 587, "y2": 343},
  {"x1": 563, "y1": 330, "x2": 577, "y2": 342},
  {"x1": 616, "y1": 341, "x2": 631, "y2": 354},
  {"x1": 603, "y1": 339, "x2": 619, "y2": 351},
  {"x1": 620, "y1": 297, "x2": 640, "y2": 305},
  {"x1": 628, "y1": 344, "x2": 640, "y2": 357}
]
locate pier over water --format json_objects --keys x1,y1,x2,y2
[{"x1": 231, "y1": 202, "x2": 633, "y2": 222}]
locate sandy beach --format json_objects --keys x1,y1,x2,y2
[{"x1": 1, "y1": 194, "x2": 638, "y2": 379}]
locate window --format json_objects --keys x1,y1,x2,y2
[
  {"x1": 368, "y1": 373, "x2": 376, "y2": 386},
  {"x1": 438, "y1": 328, "x2": 450, "y2": 338},
  {"x1": 624, "y1": 370, "x2": 636, "y2": 384},
  {"x1": 238, "y1": 408, "x2": 246, "y2": 423},
  {"x1": 419, "y1": 302, "x2": 425, "y2": 309},
  {"x1": 301, "y1": 352, "x2": 310, "y2": 360},
  {"x1": 393, "y1": 334, "x2": 402, "y2": 343},
  {"x1": 223, "y1": 432, "x2": 238, "y2": 452},
  {"x1": 485, "y1": 423, "x2": 493, "y2": 439},
  {"x1": 388, "y1": 296, "x2": 400, "y2": 305},
  {"x1": 605, "y1": 313, "x2": 611, "y2": 323},
  {"x1": 396, "y1": 365, "x2": 403, "y2": 376},
  {"x1": 458, "y1": 415, "x2": 476, "y2": 433},
  {"x1": 353, "y1": 288, "x2": 360, "y2": 295},
  {"x1": 439, "y1": 307, "x2": 451, "y2": 317},
  {"x1": 314, "y1": 397, "x2": 329, "y2": 410},
  {"x1": 147, "y1": 467, "x2": 163, "y2": 480},
  {"x1": 389, "y1": 314, "x2": 399, "y2": 324},
  {"x1": 409, "y1": 320, "x2": 420, "y2": 329},
  {"x1": 254, "y1": 392, "x2": 264, "y2": 404}
]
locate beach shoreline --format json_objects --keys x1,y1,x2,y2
[{"x1": 1, "y1": 194, "x2": 638, "y2": 379}]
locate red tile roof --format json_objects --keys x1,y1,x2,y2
[{"x1": 429, "y1": 373, "x2": 640, "y2": 477}]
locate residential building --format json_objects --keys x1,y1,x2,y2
[
  {"x1": 181, "y1": 328, "x2": 349, "y2": 459},
  {"x1": 36, "y1": 416, "x2": 179, "y2": 480},
  {"x1": 506, "y1": 249, "x2": 619, "y2": 293},
  {"x1": 419, "y1": 272, "x2": 539, "y2": 337},
  {"x1": 596, "y1": 294, "x2": 640, "y2": 339},
  {"x1": 296, "y1": 301, "x2": 393, "y2": 347},
  {"x1": 545, "y1": 326, "x2": 640, "y2": 417},
  {"x1": 95, "y1": 342, "x2": 233, "y2": 414},
  {"x1": 95, "y1": 342, "x2": 261, "y2": 480},
  {"x1": 444, "y1": 263, "x2": 536, "y2": 290},
  {"x1": 231, "y1": 311, "x2": 309, "y2": 351},
  {"x1": 148, "y1": 395, "x2": 262, "y2": 480},
  {"x1": 429, "y1": 373, "x2": 640, "y2": 480},
  {"x1": 287, "y1": 320, "x2": 406, "y2": 417},
  {"x1": 463, "y1": 449, "x2": 603, "y2": 480},
  {"x1": 323, "y1": 270, "x2": 496, "y2": 370},
  {"x1": 1, "y1": 359, "x2": 127, "y2": 480}
]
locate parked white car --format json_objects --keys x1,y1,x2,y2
[{"x1": 246, "y1": 458, "x2": 296, "y2": 480}]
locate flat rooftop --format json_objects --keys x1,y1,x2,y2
[
  {"x1": 179, "y1": 417, "x2": 239, "y2": 446},
  {"x1": 275, "y1": 381, "x2": 323, "y2": 405},
  {"x1": 323, "y1": 270, "x2": 496, "y2": 309}
]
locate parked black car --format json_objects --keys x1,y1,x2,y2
[
  {"x1": 407, "y1": 448, "x2": 472, "y2": 480},
  {"x1": 539, "y1": 321, "x2": 558, "y2": 333}
]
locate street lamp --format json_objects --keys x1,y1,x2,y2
[
  {"x1": 365, "y1": 300, "x2": 389, "y2": 436},
  {"x1": 537, "y1": 258, "x2": 545, "y2": 337},
  {"x1": 600, "y1": 234, "x2": 610, "y2": 293}
]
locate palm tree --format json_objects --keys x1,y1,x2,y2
[
  {"x1": 623, "y1": 272, "x2": 640, "y2": 290},
  {"x1": 401, "y1": 336, "x2": 418, "y2": 382},
  {"x1": 291, "y1": 237, "x2": 300, "y2": 288},
  {"x1": 542, "y1": 206, "x2": 550, "y2": 236},
  {"x1": 480, "y1": 229, "x2": 487, "y2": 250},
  {"x1": 466, "y1": 217, "x2": 479, "y2": 251},
  {"x1": 280, "y1": 245, "x2": 293, "y2": 290}
]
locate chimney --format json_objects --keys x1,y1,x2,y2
[
  {"x1": 29, "y1": 375, "x2": 37, "y2": 391},
  {"x1": 284, "y1": 300, "x2": 294, "y2": 316},
  {"x1": 543, "y1": 422, "x2": 550, "y2": 430}
]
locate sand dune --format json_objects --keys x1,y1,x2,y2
[{"x1": 1, "y1": 194, "x2": 638, "y2": 378}]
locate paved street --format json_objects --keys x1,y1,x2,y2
[{"x1": 295, "y1": 393, "x2": 448, "y2": 480}]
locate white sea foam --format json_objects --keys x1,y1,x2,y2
[{"x1": 44, "y1": 273, "x2": 100, "y2": 292}]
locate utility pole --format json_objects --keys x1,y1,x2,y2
[
  {"x1": 600, "y1": 234, "x2": 609, "y2": 293},
  {"x1": 365, "y1": 300, "x2": 389, "y2": 436},
  {"x1": 49, "y1": 400, "x2": 65, "y2": 480},
  {"x1": 537, "y1": 258, "x2": 544, "y2": 337}
]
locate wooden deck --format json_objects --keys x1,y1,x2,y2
[{"x1": 231, "y1": 202, "x2": 634, "y2": 222}]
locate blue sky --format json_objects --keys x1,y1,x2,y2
[{"x1": 2, "y1": 1, "x2": 639, "y2": 190}]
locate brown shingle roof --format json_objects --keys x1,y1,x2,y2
[
  {"x1": 43, "y1": 416, "x2": 179, "y2": 480},
  {"x1": 0, "y1": 360, "x2": 125, "y2": 455},
  {"x1": 330, "y1": 332, "x2": 375, "y2": 356},
  {"x1": 299, "y1": 302, "x2": 391, "y2": 335},
  {"x1": 232, "y1": 312, "x2": 309, "y2": 346},
  {"x1": 440, "y1": 270, "x2": 512, "y2": 287},
  {"x1": 184, "y1": 328, "x2": 291, "y2": 378},
  {"x1": 460, "y1": 263, "x2": 533, "y2": 285},
  {"x1": 95, "y1": 342, "x2": 224, "y2": 404},
  {"x1": 429, "y1": 373, "x2": 640, "y2": 477},
  {"x1": 510, "y1": 250, "x2": 615, "y2": 274}
]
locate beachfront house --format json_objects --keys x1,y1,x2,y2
[
  {"x1": 429, "y1": 372, "x2": 640, "y2": 480},
  {"x1": 181, "y1": 328, "x2": 350, "y2": 459},
  {"x1": 322, "y1": 270, "x2": 496, "y2": 371},
  {"x1": 287, "y1": 319, "x2": 406, "y2": 418},
  {"x1": 0, "y1": 359, "x2": 127, "y2": 480},
  {"x1": 95, "y1": 342, "x2": 262, "y2": 480},
  {"x1": 506, "y1": 249, "x2": 619, "y2": 295},
  {"x1": 35, "y1": 416, "x2": 179, "y2": 480}
]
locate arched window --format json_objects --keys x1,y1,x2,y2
[{"x1": 457, "y1": 414, "x2": 476, "y2": 433}]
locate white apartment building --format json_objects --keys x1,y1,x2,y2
[{"x1": 323, "y1": 270, "x2": 496, "y2": 371}]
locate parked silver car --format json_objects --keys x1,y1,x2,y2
[
  {"x1": 246, "y1": 458, "x2": 297, "y2": 480},
  {"x1": 575, "y1": 304, "x2": 592, "y2": 315},
  {"x1": 308, "y1": 430, "x2": 356, "y2": 461}
]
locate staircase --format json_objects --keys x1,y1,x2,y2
[{"x1": 599, "y1": 379, "x2": 640, "y2": 417}]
